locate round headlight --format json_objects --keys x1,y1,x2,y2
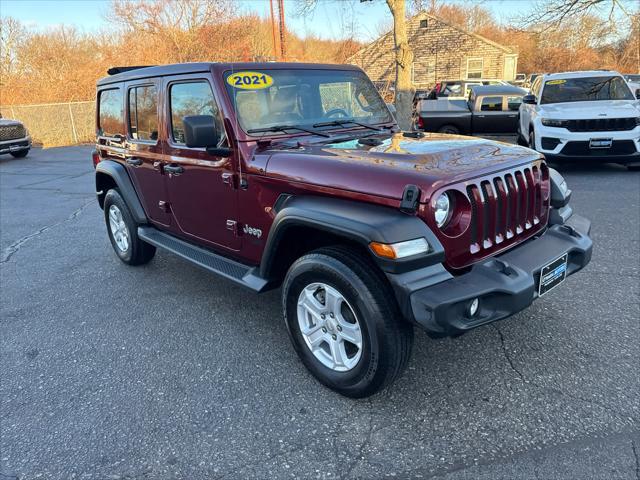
[{"x1": 434, "y1": 193, "x2": 451, "y2": 227}]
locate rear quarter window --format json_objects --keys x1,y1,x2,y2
[
  {"x1": 480, "y1": 96, "x2": 503, "y2": 111},
  {"x1": 98, "y1": 88, "x2": 124, "y2": 137}
]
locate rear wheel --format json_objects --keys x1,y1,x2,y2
[
  {"x1": 282, "y1": 246, "x2": 413, "y2": 398},
  {"x1": 438, "y1": 125, "x2": 460, "y2": 135},
  {"x1": 10, "y1": 149, "x2": 29, "y2": 158},
  {"x1": 103, "y1": 189, "x2": 155, "y2": 266}
]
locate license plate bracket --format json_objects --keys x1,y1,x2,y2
[
  {"x1": 589, "y1": 138, "x2": 612, "y2": 149},
  {"x1": 538, "y1": 254, "x2": 568, "y2": 296}
]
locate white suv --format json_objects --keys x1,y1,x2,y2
[{"x1": 518, "y1": 71, "x2": 640, "y2": 169}]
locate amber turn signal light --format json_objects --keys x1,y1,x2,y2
[
  {"x1": 369, "y1": 242, "x2": 397, "y2": 259},
  {"x1": 369, "y1": 238, "x2": 430, "y2": 260}
]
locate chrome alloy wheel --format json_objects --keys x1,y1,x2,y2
[
  {"x1": 108, "y1": 205, "x2": 130, "y2": 253},
  {"x1": 297, "y1": 283, "x2": 363, "y2": 372}
]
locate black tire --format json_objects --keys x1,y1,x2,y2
[
  {"x1": 516, "y1": 129, "x2": 527, "y2": 146},
  {"x1": 103, "y1": 189, "x2": 155, "y2": 266},
  {"x1": 626, "y1": 164, "x2": 640, "y2": 171},
  {"x1": 528, "y1": 127, "x2": 536, "y2": 150},
  {"x1": 282, "y1": 246, "x2": 413, "y2": 398},
  {"x1": 10, "y1": 149, "x2": 29, "y2": 158},
  {"x1": 438, "y1": 125, "x2": 460, "y2": 135}
]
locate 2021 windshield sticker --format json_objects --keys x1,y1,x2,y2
[{"x1": 227, "y1": 72, "x2": 273, "y2": 90}]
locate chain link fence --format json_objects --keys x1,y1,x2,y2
[{"x1": 0, "y1": 101, "x2": 95, "y2": 148}]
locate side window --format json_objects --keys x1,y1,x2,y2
[
  {"x1": 98, "y1": 88, "x2": 124, "y2": 137},
  {"x1": 480, "y1": 96, "x2": 503, "y2": 112},
  {"x1": 506, "y1": 96, "x2": 522, "y2": 111},
  {"x1": 128, "y1": 85, "x2": 158, "y2": 141},
  {"x1": 170, "y1": 81, "x2": 224, "y2": 145}
]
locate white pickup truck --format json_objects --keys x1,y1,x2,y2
[{"x1": 518, "y1": 71, "x2": 640, "y2": 170}]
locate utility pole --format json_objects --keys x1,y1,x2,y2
[
  {"x1": 269, "y1": 0, "x2": 279, "y2": 61},
  {"x1": 277, "y1": 0, "x2": 286, "y2": 61}
]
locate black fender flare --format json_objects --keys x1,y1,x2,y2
[
  {"x1": 259, "y1": 195, "x2": 444, "y2": 278},
  {"x1": 95, "y1": 160, "x2": 148, "y2": 224}
]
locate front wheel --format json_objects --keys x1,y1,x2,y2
[{"x1": 282, "y1": 246, "x2": 413, "y2": 398}]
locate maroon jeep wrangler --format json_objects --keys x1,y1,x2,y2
[{"x1": 93, "y1": 63, "x2": 592, "y2": 397}]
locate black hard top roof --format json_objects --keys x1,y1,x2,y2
[
  {"x1": 469, "y1": 84, "x2": 527, "y2": 95},
  {"x1": 97, "y1": 62, "x2": 362, "y2": 87}
]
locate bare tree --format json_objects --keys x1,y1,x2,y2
[
  {"x1": 525, "y1": 0, "x2": 637, "y2": 29},
  {"x1": 385, "y1": 0, "x2": 414, "y2": 130},
  {"x1": 0, "y1": 17, "x2": 24, "y2": 80},
  {"x1": 299, "y1": 0, "x2": 415, "y2": 130},
  {"x1": 109, "y1": 0, "x2": 234, "y2": 62}
]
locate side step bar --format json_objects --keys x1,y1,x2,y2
[{"x1": 138, "y1": 226, "x2": 270, "y2": 292}]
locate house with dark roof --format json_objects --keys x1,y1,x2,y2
[{"x1": 350, "y1": 12, "x2": 518, "y2": 88}]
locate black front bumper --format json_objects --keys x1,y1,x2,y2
[
  {"x1": 388, "y1": 214, "x2": 593, "y2": 337},
  {"x1": 0, "y1": 138, "x2": 31, "y2": 155}
]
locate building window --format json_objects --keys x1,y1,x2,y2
[
  {"x1": 420, "y1": 19, "x2": 428, "y2": 28},
  {"x1": 466, "y1": 58, "x2": 484, "y2": 79}
]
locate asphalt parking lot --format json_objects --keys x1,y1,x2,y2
[{"x1": 1, "y1": 146, "x2": 639, "y2": 480}]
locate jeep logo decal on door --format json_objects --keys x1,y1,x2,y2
[{"x1": 243, "y1": 224, "x2": 263, "y2": 238}]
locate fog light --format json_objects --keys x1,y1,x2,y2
[{"x1": 467, "y1": 298, "x2": 479, "y2": 317}]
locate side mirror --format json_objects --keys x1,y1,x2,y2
[
  {"x1": 522, "y1": 94, "x2": 537, "y2": 105},
  {"x1": 183, "y1": 115, "x2": 219, "y2": 148},
  {"x1": 635, "y1": 89, "x2": 640, "y2": 100},
  {"x1": 183, "y1": 115, "x2": 231, "y2": 157}
]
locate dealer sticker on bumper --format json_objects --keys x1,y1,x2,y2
[{"x1": 539, "y1": 254, "x2": 568, "y2": 296}]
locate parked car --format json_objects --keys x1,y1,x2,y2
[
  {"x1": 93, "y1": 62, "x2": 592, "y2": 397},
  {"x1": 624, "y1": 74, "x2": 640, "y2": 94},
  {"x1": 510, "y1": 73, "x2": 527, "y2": 86},
  {"x1": 0, "y1": 113, "x2": 31, "y2": 158},
  {"x1": 427, "y1": 79, "x2": 510, "y2": 99},
  {"x1": 519, "y1": 70, "x2": 640, "y2": 169},
  {"x1": 415, "y1": 84, "x2": 527, "y2": 135}
]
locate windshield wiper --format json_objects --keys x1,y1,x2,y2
[
  {"x1": 247, "y1": 124, "x2": 330, "y2": 138},
  {"x1": 312, "y1": 119, "x2": 385, "y2": 132}
]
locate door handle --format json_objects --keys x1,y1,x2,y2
[
  {"x1": 475, "y1": 115, "x2": 486, "y2": 118},
  {"x1": 221, "y1": 172, "x2": 235, "y2": 187},
  {"x1": 164, "y1": 164, "x2": 184, "y2": 175},
  {"x1": 126, "y1": 157, "x2": 143, "y2": 167}
]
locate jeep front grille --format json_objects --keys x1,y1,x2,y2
[
  {"x1": 0, "y1": 124, "x2": 26, "y2": 141},
  {"x1": 466, "y1": 164, "x2": 549, "y2": 257},
  {"x1": 565, "y1": 118, "x2": 637, "y2": 132}
]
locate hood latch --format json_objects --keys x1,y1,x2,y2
[{"x1": 400, "y1": 184, "x2": 421, "y2": 215}]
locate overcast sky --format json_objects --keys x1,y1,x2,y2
[{"x1": 1, "y1": 0, "x2": 538, "y2": 41}]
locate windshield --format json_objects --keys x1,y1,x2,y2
[
  {"x1": 540, "y1": 76, "x2": 634, "y2": 104},
  {"x1": 223, "y1": 69, "x2": 392, "y2": 135}
]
